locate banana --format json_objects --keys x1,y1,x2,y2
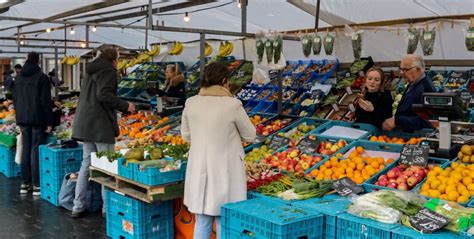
[
  {"x1": 147, "y1": 45, "x2": 160, "y2": 56},
  {"x1": 175, "y1": 42, "x2": 184, "y2": 55},
  {"x1": 61, "y1": 56, "x2": 69, "y2": 64},
  {"x1": 225, "y1": 41, "x2": 233, "y2": 56},
  {"x1": 217, "y1": 42, "x2": 225, "y2": 57},
  {"x1": 169, "y1": 42, "x2": 183, "y2": 55},
  {"x1": 205, "y1": 43, "x2": 212, "y2": 56}
]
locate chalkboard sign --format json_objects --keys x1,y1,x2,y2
[
  {"x1": 296, "y1": 137, "x2": 318, "y2": 155},
  {"x1": 331, "y1": 177, "x2": 364, "y2": 196},
  {"x1": 400, "y1": 145, "x2": 429, "y2": 167},
  {"x1": 268, "y1": 135, "x2": 290, "y2": 151},
  {"x1": 448, "y1": 71, "x2": 469, "y2": 85},
  {"x1": 409, "y1": 208, "x2": 450, "y2": 233}
]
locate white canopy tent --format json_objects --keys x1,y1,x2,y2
[{"x1": 0, "y1": 0, "x2": 473, "y2": 65}]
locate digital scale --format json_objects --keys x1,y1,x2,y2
[{"x1": 413, "y1": 92, "x2": 474, "y2": 158}]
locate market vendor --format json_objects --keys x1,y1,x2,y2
[
  {"x1": 181, "y1": 62, "x2": 256, "y2": 239},
  {"x1": 355, "y1": 67, "x2": 393, "y2": 129},
  {"x1": 382, "y1": 54, "x2": 435, "y2": 131},
  {"x1": 163, "y1": 64, "x2": 186, "y2": 105}
]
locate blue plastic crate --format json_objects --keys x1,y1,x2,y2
[
  {"x1": 336, "y1": 212, "x2": 398, "y2": 239},
  {"x1": 41, "y1": 186, "x2": 59, "y2": 206},
  {"x1": 40, "y1": 173, "x2": 63, "y2": 192},
  {"x1": 118, "y1": 158, "x2": 134, "y2": 180},
  {"x1": 107, "y1": 210, "x2": 174, "y2": 239},
  {"x1": 0, "y1": 145, "x2": 20, "y2": 178},
  {"x1": 39, "y1": 145, "x2": 83, "y2": 181},
  {"x1": 244, "y1": 100, "x2": 260, "y2": 112},
  {"x1": 372, "y1": 128, "x2": 435, "y2": 142},
  {"x1": 312, "y1": 121, "x2": 377, "y2": 141},
  {"x1": 265, "y1": 102, "x2": 279, "y2": 114},
  {"x1": 133, "y1": 161, "x2": 186, "y2": 186},
  {"x1": 363, "y1": 157, "x2": 449, "y2": 193},
  {"x1": 392, "y1": 226, "x2": 465, "y2": 239},
  {"x1": 105, "y1": 190, "x2": 173, "y2": 222},
  {"x1": 293, "y1": 197, "x2": 351, "y2": 239},
  {"x1": 222, "y1": 198, "x2": 324, "y2": 239}
]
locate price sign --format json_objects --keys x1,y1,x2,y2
[
  {"x1": 424, "y1": 33, "x2": 432, "y2": 40},
  {"x1": 314, "y1": 37, "x2": 321, "y2": 43},
  {"x1": 408, "y1": 33, "x2": 416, "y2": 40},
  {"x1": 448, "y1": 71, "x2": 469, "y2": 84},
  {"x1": 346, "y1": 87, "x2": 353, "y2": 95},
  {"x1": 399, "y1": 145, "x2": 429, "y2": 167},
  {"x1": 409, "y1": 208, "x2": 450, "y2": 234},
  {"x1": 331, "y1": 177, "x2": 364, "y2": 196},
  {"x1": 268, "y1": 135, "x2": 291, "y2": 151},
  {"x1": 332, "y1": 104, "x2": 340, "y2": 112},
  {"x1": 296, "y1": 137, "x2": 318, "y2": 155},
  {"x1": 125, "y1": 118, "x2": 138, "y2": 125}
]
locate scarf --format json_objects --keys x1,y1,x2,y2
[{"x1": 198, "y1": 85, "x2": 233, "y2": 97}]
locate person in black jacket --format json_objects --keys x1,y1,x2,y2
[
  {"x1": 13, "y1": 52, "x2": 53, "y2": 196},
  {"x1": 163, "y1": 64, "x2": 185, "y2": 105},
  {"x1": 71, "y1": 48, "x2": 135, "y2": 218},
  {"x1": 383, "y1": 55, "x2": 435, "y2": 131},
  {"x1": 355, "y1": 67, "x2": 393, "y2": 129}
]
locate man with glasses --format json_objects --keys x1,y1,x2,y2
[{"x1": 382, "y1": 54, "x2": 435, "y2": 131}]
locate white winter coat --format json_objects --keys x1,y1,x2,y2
[{"x1": 181, "y1": 94, "x2": 256, "y2": 216}]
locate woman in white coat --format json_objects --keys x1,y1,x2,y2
[{"x1": 181, "y1": 62, "x2": 256, "y2": 239}]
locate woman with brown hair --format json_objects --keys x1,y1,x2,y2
[
  {"x1": 181, "y1": 62, "x2": 256, "y2": 238},
  {"x1": 163, "y1": 64, "x2": 186, "y2": 105},
  {"x1": 355, "y1": 67, "x2": 394, "y2": 129}
]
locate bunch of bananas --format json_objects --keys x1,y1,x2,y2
[
  {"x1": 205, "y1": 42, "x2": 213, "y2": 57},
  {"x1": 168, "y1": 42, "x2": 184, "y2": 55},
  {"x1": 61, "y1": 56, "x2": 80, "y2": 65},
  {"x1": 145, "y1": 45, "x2": 161, "y2": 57},
  {"x1": 117, "y1": 59, "x2": 128, "y2": 70},
  {"x1": 217, "y1": 41, "x2": 233, "y2": 57}
]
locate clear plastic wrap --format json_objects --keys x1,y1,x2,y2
[
  {"x1": 312, "y1": 35, "x2": 322, "y2": 55},
  {"x1": 420, "y1": 27, "x2": 436, "y2": 56},
  {"x1": 407, "y1": 28, "x2": 420, "y2": 54},
  {"x1": 300, "y1": 34, "x2": 313, "y2": 57},
  {"x1": 323, "y1": 34, "x2": 335, "y2": 55}
]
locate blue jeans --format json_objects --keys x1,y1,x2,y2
[
  {"x1": 73, "y1": 141, "x2": 114, "y2": 213},
  {"x1": 194, "y1": 214, "x2": 221, "y2": 239}
]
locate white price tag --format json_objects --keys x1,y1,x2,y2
[
  {"x1": 346, "y1": 87, "x2": 353, "y2": 95},
  {"x1": 303, "y1": 39, "x2": 309, "y2": 44},
  {"x1": 442, "y1": 204, "x2": 453, "y2": 212},
  {"x1": 332, "y1": 104, "x2": 340, "y2": 112},
  {"x1": 326, "y1": 37, "x2": 333, "y2": 43},
  {"x1": 467, "y1": 32, "x2": 474, "y2": 38},
  {"x1": 408, "y1": 34, "x2": 415, "y2": 40},
  {"x1": 349, "y1": 104, "x2": 356, "y2": 112},
  {"x1": 314, "y1": 37, "x2": 321, "y2": 43},
  {"x1": 352, "y1": 34, "x2": 359, "y2": 40},
  {"x1": 424, "y1": 33, "x2": 432, "y2": 40}
]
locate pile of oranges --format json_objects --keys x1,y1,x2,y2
[
  {"x1": 308, "y1": 146, "x2": 395, "y2": 184},
  {"x1": 249, "y1": 115, "x2": 268, "y2": 126},
  {"x1": 0, "y1": 109, "x2": 15, "y2": 119},
  {"x1": 369, "y1": 135, "x2": 422, "y2": 145},
  {"x1": 157, "y1": 134, "x2": 187, "y2": 145},
  {"x1": 420, "y1": 162, "x2": 474, "y2": 203}
]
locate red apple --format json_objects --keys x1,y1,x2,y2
[
  {"x1": 396, "y1": 176, "x2": 408, "y2": 185},
  {"x1": 378, "y1": 175, "x2": 388, "y2": 182},
  {"x1": 398, "y1": 164, "x2": 408, "y2": 170},
  {"x1": 407, "y1": 176, "x2": 418, "y2": 187},
  {"x1": 378, "y1": 179, "x2": 388, "y2": 187},
  {"x1": 397, "y1": 182, "x2": 408, "y2": 191},
  {"x1": 387, "y1": 170, "x2": 399, "y2": 179},
  {"x1": 388, "y1": 182, "x2": 398, "y2": 189},
  {"x1": 389, "y1": 179, "x2": 397, "y2": 183}
]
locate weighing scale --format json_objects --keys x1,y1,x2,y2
[{"x1": 412, "y1": 92, "x2": 474, "y2": 158}]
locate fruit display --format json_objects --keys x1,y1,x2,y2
[
  {"x1": 276, "y1": 122, "x2": 317, "y2": 146},
  {"x1": 317, "y1": 63, "x2": 334, "y2": 75},
  {"x1": 373, "y1": 164, "x2": 435, "y2": 191},
  {"x1": 249, "y1": 114, "x2": 270, "y2": 126},
  {"x1": 155, "y1": 134, "x2": 187, "y2": 145},
  {"x1": 317, "y1": 139, "x2": 348, "y2": 155},
  {"x1": 262, "y1": 148, "x2": 324, "y2": 177},
  {"x1": 457, "y1": 144, "x2": 474, "y2": 163},
  {"x1": 350, "y1": 59, "x2": 370, "y2": 74},
  {"x1": 229, "y1": 62, "x2": 253, "y2": 86},
  {"x1": 244, "y1": 145, "x2": 274, "y2": 162},
  {"x1": 369, "y1": 135, "x2": 422, "y2": 145},
  {"x1": 237, "y1": 88, "x2": 259, "y2": 101},
  {"x1": 419, "y1": 162, "x2": 474, "y2": 204},
  {"x1": 216, "y1": 41, "x2": 233, "y2": 57},
  {"x1": 255, "y1": 118, "x2": 292, "y2": 136},
  {"x1": 293, "y1": 64, "x2": 308, "y2": 75},
  {"x1": 351, "y1": 75, "x2": 366, "y2": 89},
  {"x1": 283, "y1": 63, "x2": 297, "y2": 75},
  {"x1": 168, "y1": 41, "x2": 184, "y2": 56},
  {"x1": 255, "y1": 89, "x2": 271, "y2": 100},
  {"x1": 308, "y1": 146, "x2": 395, "y2": 183},
  {"x1": 245, "y1": 161, "x2": 281, "y2": 190},
  {"x1": 336, "y1": 76, "x2": 356, "y2": 90}
]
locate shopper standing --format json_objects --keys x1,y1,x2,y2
[
  {"x1": 13, "y1": 64, "x2": 22, "y2": 78},
  {"x1": 181, "y1": 62, "x2": 256, "y2": 239},
  {"x1": 3, "y1": 70, "x2": 14, "y2": 92},
  {"x1": 382, "y1": 54, "x2": 435, "y2": 131},
  {"x1": 13, "y1": 52, "x2": 53, "y2": 196},
  {"x1": 71, "y1": 48, "x2": 135, "y2": 218}
]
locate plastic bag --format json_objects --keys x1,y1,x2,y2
[
  {"x1": 407, "y1": 28, "x2": 420, "y2": 54},
  {"x1": 59, "y1": 173, "x2": 103, "y2": 212},
  {"x1": 15, "y1": 133, "x2": 22, "y2": 165},
  {"x1": 323, "y1": 34, "x2": 335, "y2": 55},
  {"x1": 420, "y1": 27, "x2": 436, "y2": 56},
  {"x1": 252, "y1": 67, "x2": 270, "y2": 85},
  {"x1": 256, "y1": 39, "x2": 265, "y2": 63},
  {"x1": 273, "y1": 36, "x2": 283, "y2": 63},
  {"x1": 348, "y1": 193, "x2": 401, "y2": 224},
  {"x1": 312, "y1": 35, "x2": 322, "y2": 55},
  {"x1": 423, "y1": 199, "x2": 474, "y2": 233},
  {"x1": 265, "y1": 39, "x2": 274, "y2": 64},
  {"x1": 300, "y1": 34, "x2": 312, "y2": 57},
  {"x1": 466, "y1": 27, "x2": 474, "y2": 51},
  {"x1": 351, "y1": 33, "x2": 362, "y2": 59}
]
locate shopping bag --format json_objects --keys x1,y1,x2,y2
[
  {"x1": 14, "y1": 133, "x2": 22, "y2": 165},
  {"x1": 58, "y1": 173, "x2": 103, "y2": 212}
]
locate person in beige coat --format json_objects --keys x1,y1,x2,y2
[{"x1": 181, "y1": 62, "x2": 256, "y2": 239}]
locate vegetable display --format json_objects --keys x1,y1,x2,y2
[{"x1": 96, "y1": 151, "x2": 123, "y2": 162}]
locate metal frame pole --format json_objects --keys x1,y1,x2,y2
[
  {"x1": 199, "y1": 33, "x2": 205, "y2": 82},
  {"x1": 16, "y1": 27, "x2": 20, "y2": 53},
  {"x1": 277, "y1": 70, "x2": 283, "y2": 114},
  {"x1": 86, "y1": 25, "x2": 90, "y2": 48},
  {"x1": 315, "y1": 0, "x2": 321, "y2": 29},
  {"x1": 241, "y1": 0, "x2": 247, "y2": 33},
  {"x1": 54, "y1": 48, "x2": 59, "y2": 101},
  {"x1": 64, "y1": 24, "x2": 67, "y2": 55}
]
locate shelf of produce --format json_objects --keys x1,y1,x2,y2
[
  {"x1": 89, "y1": 166, "x2": 183, "y2": 203},
  {"x1": 367, "y1": 128, "x2": 435, "y2": 145}
]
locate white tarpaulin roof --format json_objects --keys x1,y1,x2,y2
[{"x1": 0, "y1": 0, "x2": 473, "y2": 63}]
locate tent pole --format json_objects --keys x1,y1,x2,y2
[
  {"x1": 277, "y1": 70, "x2": 283, "y2": 114},
  {"x1": 54, "y1": 48, "x2": 59, "y2": 101},
  {"x1": 241, "y1": 0, "x2": 247, "y2": 33},
  {"x1": 199, "y1": 33, "x2": 205, "y2": 83},
  {"x1": 85, "y1": 25, "x2": 89, "y2": 48},
  {"x1": 16, "y1": 27, "x2": 20, "y2": 53},
  {"x1": 315, "y1": 0, "x2": 321, "y2": 29},
  {"x1": 64, "y1": 24, "x2": 67, "y2": 55}
]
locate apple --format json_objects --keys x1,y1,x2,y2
[
  {"x1": 387, "y1": 170, "x2": 399, "y2": 179},
  {"x1": 262, "y1": 131, "x2": 269, "y2": 136},
  {"x1": 398, "y1": 164, "x2": 408, "y2": 170},
  {"x1": 396, "y1": 176, "x2": 408, "y2": 185},
  {"x1": 402, "y1": 170, "x2": 414, "y2": 177},
  {"x1": 301, "y1": 162, "x2": 310, "y2": 170},
  {"x1": 378, "y1": 179, "x2": 388, "y2": 187},
  {"x1": 378, "y1": 175, "x2": 388, "y2": 182},
  {"x1": 326, "y1": 143, "x2": 332, "y2": 150},
  {"x1": 397, "y1": 182, "x2": 408, "y2": 191},
  {"x1": 330, "y1": 145, "x2": 339, "y2": 153},
  {"x1": 271, "y1": 161, "x2": 280, "y2": 167},
  {"x1": 388, "y1": 182, "x2": 398, "y2": 189},
  {"x1": 407, "y1": 176, "x2": 418, "y2": 187}
]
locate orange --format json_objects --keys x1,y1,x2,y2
[
  {"x1": 462, "y1": 177, "x2": 473, "y2": 186},
  {"x1": 439, "y1": 194, "x2": 448, "y2": 200},
  {"x1": 447, "y1": 191, "x2": 459, "y2": 202},
  {"x1": 467, "y1": 184, "x2": 474, "y2": 191},
  {"x1": 379, "y1": 165, "x2": 385, "y2": 170},
  {"x1": 356, "y1": 146, "x2": 364, "y2": 154},
  {"x1": 370, "y1": 136, "x2": 377, "y2": 141},
  {"x1": 331, "y1": 161, "x2": 338, "y2": 167},
  {"x1": 457, "y1": 196, "x2": 469, "y2": 203},
  {"x1": 421, "y1": 183, "x2": 431, "y2": 191},
  {"x1": 354, "y1": 176, "x2": 364, "y2": 184},
  {"x1": 386, "y1": 158, "x2": 395, "y2": 164},
  {"x1": 460, "y1": 190, "x2": 471, "y2": 197},
  {"x1": 330, "y1": 157, "x2": 338, "y2": 163},
  {"x1": 420, "y1": 191, "x2": 429, "y2": 197},
  {"x1": 310, "y1": 169, "x2": 319, "y2": 177},
  {"x1": 428, "y1": 190, "x2": 441, "y2": 198},
  {"x1": 430, "y1": 180, "x2": 441, "y2": 190},
  {"x1": 437, "y1": 184, "x2": 447, "y2": 194},
  {"x1": 348, "y1": 162, "x2": 356, "y2": 170},
  {"x1": 356, "y1": 163, "x2": 365, "y2": 171},
  {"x1": 324, "y1": 161, "x2": 331, "y2": 168},
  {"x1": 377, "y1": 157, "x2": 385, "y2": 164},
  {"x1": 370, "y1": 161, "x2": 380, "y2": 169},
  {"x1": 316, "y1": 174, "x2": 324, "y2": 180}
]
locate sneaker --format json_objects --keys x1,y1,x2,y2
[
  {"x1": 71, "y1": 210, "x2": 87, "y2": 219},
  {"x1": 20, "y1": 184, "x2": 30, "y2": 194},
  {"x1": 32, "y1": 186, "x2": 41, "y2": 196}
]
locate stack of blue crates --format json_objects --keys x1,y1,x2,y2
[
  {"x1": 39, "y1": 145, "x2": 83, "y2": 206},
  {"x1": 105, "y1": 190, "x2": 174, "y2": 239},
  {"x1": 0, "y1": 145, "x2": 20, "y2": 178}
]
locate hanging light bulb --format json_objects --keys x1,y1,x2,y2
[
  {"x1": 92, "y1": 26, "x2": 97, "y2": 32},
  {"x1": 70, "y1": 27, "x2": 75, "y2": 35},
  {"x1": 19, "y1": 40, "x2": 24, "y2": 45},
  {"x1": 46, "y1": 28, "x2": 51, "y2": 33},
  {"x1": 183, "y1": 12, "x2": 190, "y2": 22},
  {"x1": 80, "y1": 42, "x2": 86, "y2": 48},
  {"x1": 238, "y1": 0, "x2": 241, "y2": 8}
]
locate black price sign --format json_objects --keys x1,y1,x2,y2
[
  {"x1": 448, "y1": 71, "x2": 469, "y2": 84},
  {"x1": 296, "y1": 137, "x2": 318, "y2": 155},
  {"x1": 268, "y1": 135, "x2": 290, "y2": 151},
  {"x1": 331, "y1": 177, "x2": 364, "y2": 196},
  {"x1": 400, "y1": 145, "x2": 429, "y2": 167},
  {"x1": 409, "y1": 208, "x2": 450, "y2": 234}
]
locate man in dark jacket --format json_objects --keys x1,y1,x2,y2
[
  {"x1": 383, "y1": 54, "x2": 435, "y2": 131},
  {"x1": 13, "y1": 52, "x2": 53, "y2": 196},
  {"x1": 71, "y1": 48, "x2": 135, "y2": 218}
]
